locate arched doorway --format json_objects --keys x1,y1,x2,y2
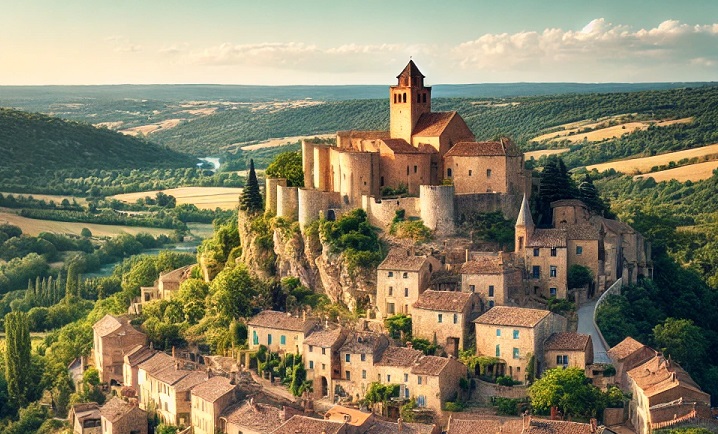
[{"x1": 321, "y1": 376, "x2": 328, "y2": 398}]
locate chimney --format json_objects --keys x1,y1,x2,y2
[
  {"x1": 343, "y1": 414, "x2": 351, "y2": 422},
  {"x1": 302, "y1": 311, "x2": 307, "y2": 322},
  {"x1": 550, "y1": 406, "x2": 558, "y2": 420},
  {"x1": 590, "y1": 418, "x2": 597, "y2": 434},
  {"x1": 397, "y1": 417, "x2": 403, "y2": 432},
  {"x1": 175, "y1": 362, "x2": 180, "y2": 371},
  {"x1": 172, "y1": 346, "x2": 176, "y2": 358},
  {"x1": 522, "y1": 413, "x2": 531, "y2": 430},
  {"x1": 465, "y1": 249, "x2": 469, "y2": 263},
  {"x1": 406, "y1": 341, "x2": 413, "y2": 349}
]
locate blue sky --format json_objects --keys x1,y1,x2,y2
[{"x1": 1, "y1": 0, "x2": 717, "y2": 85}]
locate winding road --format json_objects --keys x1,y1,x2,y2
[{"x1": 577, "y1": 298, "x2": 611, "y2": 364}]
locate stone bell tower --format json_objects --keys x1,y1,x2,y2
[{"x1": 390, "y1": 60, "x2": 432, "y2": 143}]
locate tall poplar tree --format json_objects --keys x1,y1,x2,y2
[
  {"x1": 4, "y1": 311, "x2": 31, "y2": 409},
  {"x1": 240, "y1": 159, "x2": 263, "y2": 213}
]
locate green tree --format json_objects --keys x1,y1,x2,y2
[
  {"x1": 536, "y1": 156, "x2": 577, "y2": 225},
  {"x1": 265, "y1": 151, "x2": 304, "y2": 187},
  {"x1": 80, "y1": 227, "x2": 92, "y2": 238},
  {"x1": 567, "y1": 264, "x2": 594, "y2": 289},
  {"x1": 240, "y1": 159, "x2": 263, "y2": 213},
  {"x1": 210, "y1": 265, "x2": 258, "y2": 319},
  {"x1": 4, "y1": 311, "x2": 32, "y2": 410},
  {"x1": 528, "y1": 367, "x2": 605, "y2": 419},
  {"x1": 653, "y1": 318, "x2": 708, "y2": 373},
  {"x1": 384, "y1": 314, "x2": 412, "y2": 341}
]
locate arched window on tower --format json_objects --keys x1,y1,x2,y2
[
  {"x1": 447, "y1": 168, "x2": 452, "y2": 177},
  {"x1": 422, "y1": 93, "x2": 427, "y2": 103},
  {"x1": 394, "y1": 94, "x2": 397, "y2": 104},
  {"x1": 403, "y1": 93, "x2": 406, "y2": 103},
  {"x1": 417, "y1": 94, "x2": 421, "y2": 103}
]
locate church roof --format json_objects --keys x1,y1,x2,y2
[
  {"x1": 397, "y1": 60, "x2": 425, "y2": 79},
  {"x1": 412, "y1": 111, "x2": 458, "y2": 137},
  {"x1": 516, "y1": 194, "x2": 534, "y2": 228}
]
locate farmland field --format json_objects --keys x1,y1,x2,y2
[
  {"x1": 633, "y1": 160, "x2": 718, "y2": 183},
  {"x1": 0, "y1": 192, "x2": 87, "y2": 205},
  {"x1": 586, "y1": 143, "x2": 718, "y2": 174},
  {"x1": 0, "y1": 210, "x2": 174, "y2": 237},
  {"x1": 531, "y1": 117, "x2": 692, "y2": 144},
  {"x1": 112, "y1": 186, "x2": 243, "y2": 210},
  {"x1": 234, "y1": 133, "x2": 334, "y2": 151},
  {"x1": 524, "y1": 148, "x2": 570, "y2": 160},
  {"x1": 0, "y1": 332, "x2": 48, "y2": 351}
]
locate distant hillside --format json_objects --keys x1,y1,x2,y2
[{"x1": 0, "y1": 108, "x2": 196, "y2": 174}]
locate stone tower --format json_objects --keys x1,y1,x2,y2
[
  {"x1": 390, "y1": 60, "x2": 432, "y2": 143},
  {"x1": 515, "y1": 193, "x2": 534, "y2": 253}
]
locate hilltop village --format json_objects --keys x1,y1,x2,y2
[{"x1": 73, "y1": 62, "x2": 713, "y2": 434}]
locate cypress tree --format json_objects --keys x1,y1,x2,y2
[
  {"x1": 240, "y1": 159, "x2": 264, "y2": 213},
  {"x1": 65, "y1": 263, "x2": 78, "y2": 302},
  {"x1": 537, "y1": 156, "x2": 577, "y2": 225},
  {"x1": 4, "y1": 311, "x2": 31, "y2": 409}
]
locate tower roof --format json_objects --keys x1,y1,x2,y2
[
  {"x1": 516, "y1": 193, "x2": 534, "y2": 228},
  {"x1": 397, "y1": 60, "x2": 425, "y2": 79}
]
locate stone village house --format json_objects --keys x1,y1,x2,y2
[
  {"x1": 303, "y1": 324, "x2": 349, "y2": 401},
  {"x1": 411, "y1": 290, "x2": 480, "y2": 356},
  {"x1": 92, "y1": 314, "x2": 147, "y2": 385},
  {"x1": 99, "y1": 397, "x2": 148, "y2": 434},
  {"x1": 190, "y1": 375, "x2": 237, "y2": 434},
  {"x1": 247, "y1": 310, "x2": 318, "y2": 355},
  {"x1": 542, "y1": 332, "x2": 593, "y2": 371},
  {"x1": 375, "y1": 250, "x2": 441, "y2": 319},
  {"x1": 460, "y1": 252, "x2": 523, "y2": 308}
]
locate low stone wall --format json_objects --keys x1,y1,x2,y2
[
  {"x1": 454, "y1": 193, "x2": 523, "y2": 221},
  {"x1": 472, "y1": 378, "x2": 529, "y2": 404}
]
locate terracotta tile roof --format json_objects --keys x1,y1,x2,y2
[
  {"x1": 172, "y1": 371, "x2": 207, "y2": 392},
  {"x1": 324, "y1": 405, "x2": 373, "y2": 426},
  {"x1": 376, "y1": 346, "x2": 423, "y2": 367},
  {"x1": 412, "y1": 112, "x2": 458, "y2": 137},
  {"x1": 340, "y1": 332, "x2": 390, "y2": 355},
  {"x1": 447, "y1": 418, "x2": 523, "y2": 434},
  {"x1": 594, "y1": 217, "x2": 635, "y2": 235},
  {"x1": 304, "y1": 326, "x2": 346, "y2": 348},
  {"x1": 516, "y1": 194, "x2": 535, "y2": 228},
  {"x1": 378, "y1": 250, "x2": 432, "y2": 272},
  {"x1": 271, "y1": 415, "x2": 345, "y2": 434},
  {"x1": 247, "y1": 310, "x2": 316, "y2": 332},
  {"x1": 223, "y1": 401, "x2": 285, "y2": 432},
  {"x1": 460, "y1": 256, "x2": 505, "y2": 275},
  {"x1": 550, "y1": 199, "x2": 588, "y2": 209},
  {"x1": 100, "y1": 397, "x2": 141, "y2": 423},
  {"x1": 608, "y1": 337, "x2": 646, "y2": 361},
  {"x1": 411, "y1": 356, "x2": 452, "y2": 376},
  {"x1": 473, "y1": 306, "x2": 552, "y2": 328},
  {"x1": 565, "y1": 225, "x2": 600, "y2": 241},
  {"x1": 381, "y1": 138, "x2": 429, "y2": 154},
  {"x1": 524, "y1": 419, "x2": 594, "y2": 434},
  {"x1": 544, "y1": 333, "x2": 591, "y2": 351},
  {"x1": 71, "y1": 402, "x2": 100, "y2": 422},
  {"x1": 413, "y1": 290, "x2": 473, "y2": 312},
  {"x1": 367, "y1": 420, "x2": 437, "y2": 434},
  {"x1": 152, "y1": 365, "x2": 193, "y2": 385},
  {"x1": 527, "y1": 229, "x2": 567, "y2": 247},
  {"x1": 137, "y1": 352, "x2": 174, "y2": 375},
  {"x1": 124, "y1": 345, "x2": 156, "y2": 366},
  {"x1": 397, "y1": 60, "x2": 425, "y2": 79},
  {"x1": 93, "y1": 314, "x2": 144, "y2": 338},
  {"x1": 445, "y1": 139, "x2": 516, "y2": 158},
  {"x1": 627, "y1": 354, "x2": 708, "y2": 400},
  {"x1": 191, "y1": 376, "x2": 235, "y2": 403},
  {"x1": 159, "y1": 264, "x2": 194, "y2": 284}
]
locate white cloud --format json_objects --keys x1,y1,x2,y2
[{"x1": 106, "y1": 35, "x2": 143, "y2": 53}]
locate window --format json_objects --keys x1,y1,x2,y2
[
  {"x1": 394, "y1": 94, "x2": 397, "y2": 103},
  {"x1": 533, "y1": 248, "x2": 540, "y2": 257},
  {"x1": 362, "y1": 370, "x2": 366, "y2": 379},
  {"x1": 309, "y1": 361, "x2": 314, "y2": 369},
  {"x1": 447, "y1": 168, "x2": 452, "y2": 177},
  {"x1": 496, "y1": 329, "x2": 501, "y2": 337},
  {"x1": 403, "y1": 272, "x2": 408, "y2": 279},
  {"x1": 381, "y1": 176, "x2": 385, "y2": 187},
  {"x1": 403, "y1": 93, "x2": 406, "y2": 103},
  {"x1": 557, "y1": 355, "x2": 568, "y2": 365},
  {"x1": 387, "y1": 303, "x2": 395, "y2": 315},
  {"x1": 252, "y1": 331, "x2": 259, "y2": 345},
  {"x1": 417, "y1": 395, "x2": 426, "y2": 407},
  {"x1": 322, "y1": 348, "x2": 326, "y2": 355},
  {"x1": 550, "y1": 287, "x2": 557, "y2": 297},
  {"x1": 404, "y1": 373, "x2": 409, "y2": 382},
  {"x1": 388, "y1": 271, "x2": 394, "y2": 277},
  {"x1": 346, "y1": 371, "x2": 351, "y2": 380},
  {"x1": 388, "y1": 286, "x2": 393, "y2": 296},
  {"x1": 550, "y1": 266, "x2": 557, "y2": 278},
  {"x1": 576, "y1": 246, "x2": 583, "y2": 255},
  {"x1": 495, "y1": 344, "x2": 500, "y2": 357},
  {"x1": 513, "y1": 330, "x2": 519, "y2": 339},
  {"x1": 322, "y1": 363, "x2": 326, "y2": 370},
  {"x1": 414, "y1": 165, "x2": 418, "y2": 173},
  {"x1": 387, "y1": 375, "x2": 391, "y2": 382},
  {"x1": 361, "y1": 353, "x2": 366, "y2": 362},
  {"x1": 267, "y1": 334, "x2": 272, "y2": 345},
  {"x1": 309, "y1": 345, "x2": 313, "y2": 352},
  {"x1": 422, "y1": 93, "x2": 426, "y2": 103},
  {"x1": 438, "y1": 314, "x2": 443, "y2": 323},
  {"x1": 280, "y1": 335, "x2": 286, "y2": 345},
  {"x1": 513, "y1": 348, "x2": 520, "y2": 359},
  {"x1": 532, "y1": 266, "x2": 541, "y2": 278},
  {"x1": 469, "y1": 284, "x2": 475, "y2": 293},
  {"x1": 418, "y1": 376, "x2": 422, "y2": 385},
  {"x1": 404, "y1": 387, "x2": 410, "y2": 398},
  {"x1": 487, "y1": 169, "x2": 492, "y2": 178},
  {"x1": 407, "y1": 166, "x2": 410, "y2": 176},
  {"x1": 404, "y1": 288, "x2": 409, "y2": 297},
  {"x1": 489, "y1": 300, "x2": 495, "y2": 308},
  {"x1": 551, "y1": 247, "x2": 557, "y2": 257},
  {"x1": 488, "y1": 285, "x2": 494, "y2": 297},
  {"x1": 345, "y1": 354, "x2": 350, "y2": 363},
  {"x1": 469, "y1": 169, "x2": 473, "y2": 176},
  {"x1": 417, "y1": 94, "x2": 421, "y2": 103},
  {"x1": 453, "y1": 313, "x2": 458, "y2": 324},
  {"x1": 378, "y1": 374, "x2": 381, "y2": 381}
]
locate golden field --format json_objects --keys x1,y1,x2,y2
[
  {"x1": 633, "y1": 160, "x2": 718, "y2": 183},
  {"x1": 234, "y1": 133, "x2": 335, "y2": 152},
  {"x1": 524, "y1": 148, "x2": 570, "y2": 160},
  {"x1": 586, "y1": 144, "x2": 718, "y2": 174},
  {"x1": 531, "y1": 117, "x2": 692, "y2": 144},
  {"x1": 112, "y1": 186, "x2": 243, "y2": 210},
  {"x1": 0, "y1": 210, "x2": 173, "y2": 237}
]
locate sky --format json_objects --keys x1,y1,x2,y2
[{"x1": 1, "y1": 0, "x2": 717, "y2": 85}]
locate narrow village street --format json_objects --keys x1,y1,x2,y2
[{"x1": 576, "y1": 298, "x2": 611, "y2": 364}]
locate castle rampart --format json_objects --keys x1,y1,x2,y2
[
  {"x1": 265, "y1": 178, "x2": 287, "y2": 214},
  {"x1": 276, "y1": 185, "x2": 299, "y2": 221},
  {"x1": 420, "y1": 185, "x2": 455, "y2": 236}
]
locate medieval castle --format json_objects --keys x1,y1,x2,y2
[{"x1": 264, "y1": 61, "x2": 531, "y2": 234}]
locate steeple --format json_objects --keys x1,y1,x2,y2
[
  {"x1": 390, "y1": 60, "x2": 432, "y2": 142},
  {"x1": 516, "y1": 193, "x2": 534, "y2": 228},
  {"x1": 515, "y1": 194, "x2": 534, "y2": 252}
]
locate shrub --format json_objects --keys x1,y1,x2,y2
[
  {"x1": 496, "y1": 375, "x2": 519, "y2": 386},
  {"x1": 494, "y1": 397, "x2": 521, "y2": 416},
  {"x1": 443, "y1": 401, "x2": 464, "y2": 412}
]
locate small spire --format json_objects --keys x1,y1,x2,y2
[{"x1": 516, "y1": 193, "x2": 534, "y2": 228}]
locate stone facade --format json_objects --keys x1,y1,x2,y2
[
  {"x1": 473, "y1": 306, "x2": 567, "y2": 382},
  {"x1": 411, "y1": 290, "x2": 480, "y2": 356},
  {"x1": 542, "y1": 332, "x2": 593, "y2": 370},
  {"x1": 303, "y1": 325, "x2": 349, "y2": 401},
  {"x1": 92, "y1": 314, "x2": 147, "y2": 385},
  {"x1": 607, "y1": 337, "x2": 655, "y2": 391},
  {"x1": 191, "y1": 376, "x2": 237, "y2": 434},
  {"x1": 460, "y1": 252, "x2": 523, "y2": 308},
  {"x1": 375, "y1": 249, "x2": 441, "y2": 319},
  {"x1": 411, "y1": 356, "x2": 468, "y2": 412},
  {"x1": 337, "y1": 333, "x2": 390, "y2": 400},
  {"x1": 69, "y1": 403, "x2": 101, "y2": 434},
  {"x1": 122, "y1": 345, "x2": 156, "y2": 396},
  {"x1": 247, "y1": 310, "x2": 318, "y2": 355},
  {"x1": 131, "y1": 265, "x2": 194, "y2": 314},
  {"x1": 99, "y1": 397, "x2": 148, "y2": 434}
]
